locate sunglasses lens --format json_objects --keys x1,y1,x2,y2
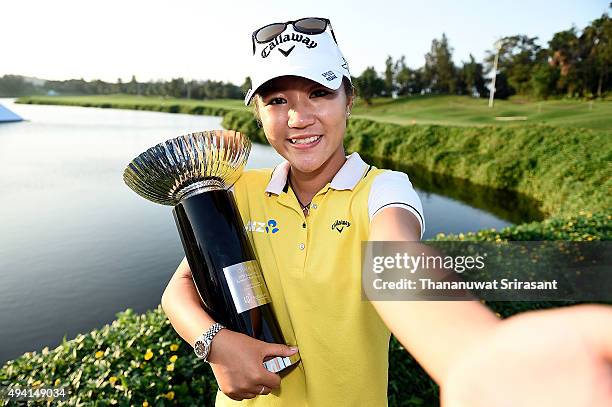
[
  {"x1": 255, "y1": 23, "x2": 286, "y2": 43},
  {"x1": 294, "y1": 18, "x2": 327, "y2": 34}
]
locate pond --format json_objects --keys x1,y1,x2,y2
[{"x1": 0, "y1": 98, "x2": 543, "y2": 364}]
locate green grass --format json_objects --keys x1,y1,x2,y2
[
  {"x1": 16, "y1": 94, "x2": 612, "y2": 130},
  {"x1": 18, "y1": 94, "x2": 245, "y2": 110},
  {"x1": 351, "y1": 95, "x2": 612, "y2": 130}
]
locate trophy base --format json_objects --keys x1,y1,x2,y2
[{"x1": 263, "y1": 352, "x2": 301, "y2": 373}]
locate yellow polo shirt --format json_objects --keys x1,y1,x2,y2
[{"x1": 215, "y1": 152, "x2": 424, "y2": 406}]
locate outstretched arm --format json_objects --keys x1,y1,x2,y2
[
  {"x1": 368, "y1": 207, "x2": 612, "y2": 407},
  {"x1": 367, "y1": 207, "x2": 500, "y2": 384}
]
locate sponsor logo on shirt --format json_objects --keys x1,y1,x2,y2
[
  {"x1": 331, "y1": 219, "x2": 351, "y2": 233},
  {"x1": 245, "y1": 219, "x2": 280, "y2": 234}
]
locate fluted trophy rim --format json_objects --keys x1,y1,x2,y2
[{"x1": 123, "y1": 129, "x2": 251, "y2": 206}]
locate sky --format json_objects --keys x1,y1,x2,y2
[{"x1": 1, "y1": 0, "x2": 609, "y2": 85}]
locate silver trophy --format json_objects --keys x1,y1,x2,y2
[{"x1": 123, "y1": 130, "x2": 300, "y2": 373}]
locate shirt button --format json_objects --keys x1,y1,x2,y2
[
  {"x1": 312, "y1": 203, "x2": 318, "y2": 209},
  {"x1": 298, "y1": 243, "x2": 305, "y2": 250}
]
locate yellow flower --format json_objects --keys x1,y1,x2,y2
[
  {"x1": 166, "y1": 391, "x2": 175, "y2": 400},
  {"x1": 170, "y1": 344, "x2": 179, "y2": 351},
  {"x1": 159, "y1": 349, "x2": 164, "y2": 355},
  {"x1": 166, "y1": 363, "x2": 175, "y2": 372},
  {"x1": 32, "y1": 380, "x2": 42, "y2": 387},
  {"x1": 54, "y1": 378, "x2": 61, "y2": 386},
  {"x1": 109, "y1": 376, "x2": 118, "y2": 385},
  {"x1": 95, "y1": 350, "x2": 104, "y2": 359},
  {"x1": 169, "y1": 355, "x2": 178, "y2": 363},
  {"x1": 144, "y1": 349, "x2": 153, "y2": 361},
  {"x1": 143, "y1": 401, "x2": 149, "y2": 407}
]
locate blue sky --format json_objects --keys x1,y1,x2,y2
[{"x1": 1, "y1": 0, "x2": 608, "y2": 84}]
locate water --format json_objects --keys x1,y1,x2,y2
[{"x1": 0, "y1": 99, "x2": 542, "y2": 364}]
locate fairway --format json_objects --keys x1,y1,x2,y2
[{"x1": 350, "y1": 95, "x2": 612, "y2": 130}]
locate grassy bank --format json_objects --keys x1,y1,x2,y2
[
  {"x1": 3, "y1": 94, "x2": 611, "y2": 406},
  {"x1": 16, "y1": 94, "x2": 612, "y2": 129},
  {"x1": 16, "y1": 95, "x2": 245, "y2": 117}
]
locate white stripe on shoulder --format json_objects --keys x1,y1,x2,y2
[{"x1": 368, "y1": 170, "x2": 425, "y2": 239}]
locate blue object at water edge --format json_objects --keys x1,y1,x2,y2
[{"x1": 0, "y1": 104, "x2": 23, "y2": 122}]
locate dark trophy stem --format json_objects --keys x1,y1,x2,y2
[{"x1": 172, "y1": 190, "x2": 285, "y2": 343}]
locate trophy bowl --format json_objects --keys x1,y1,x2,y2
[{"x1": 123, "y1": 129, "x2": 300, "y2": 373}]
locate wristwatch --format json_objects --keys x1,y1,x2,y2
[{"x1": 193, "y1": 322, "x2": 225, "y2": 362}]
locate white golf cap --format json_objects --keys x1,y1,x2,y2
[{"x1": 244, "y1": 20, "x2": 352, "y2": 106}]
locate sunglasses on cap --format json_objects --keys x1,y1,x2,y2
[{"x1": 251, "y1": 17, "x2": 338, "y2": 55}]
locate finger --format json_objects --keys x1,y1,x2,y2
[
  {"x1": 256, "y1": 368, "x2": 282, "y2": 389},
  {"x1": 262, "y1": 343, "x2": 298, "y2": 358},
  {"x1": 241, "y1": 392, "x2": 256, "y2": 399}
]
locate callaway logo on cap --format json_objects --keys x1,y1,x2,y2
[{"x1": 244, "y1": 17, "x2": 352, "y2": 106}]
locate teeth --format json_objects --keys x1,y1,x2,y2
[{"x1": 290, "y1": 136, "x2": 321, "y2": 145}]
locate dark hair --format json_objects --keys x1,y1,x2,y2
[{"x1": 250, "y1": 76, "x2": 355, "y2": 127}]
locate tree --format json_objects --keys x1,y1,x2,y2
[
  {"x1": 491, "y1": 72, "x2": 513, "y2": 100},
  {"x1": 241, "y1": 76, "x2": 252, "y2": 95},
  {"x1": 531, "y1": 63, "x2": 560, "y2": 99},
  {"x1": 485, "y1": 35, "x2": 543, "y2": 96},
  {"x1": 353, "y1": 67, "x2": 385, "y2": 105},
  {"x1": 548, "y1": 27, "x2": 581, "y2": 96},
  {"x1": 460, "y1": 54, "x2": 488, "y2": 97},
  {"x1": 127, "y1": 75, "x2": 139, "y2": 95},
  {"x1": 394, "y1": 56, "x2": 424, "y2": 96},
  {"x1": 424, "y1": 33, "x2": 457, "y2": 93},
  {"x1": 116, "y1": 78, "x2": 124, "y2": 93},
  {"x1": 383, "y1": 56, "x2": 395, "y2": 97},
  {"x1": 580, "y1": 13, "x2": 611, "y2": 97},
  {"x1": 0, "y1": 75, "x2": 39, "y2": 97},
  {"x1": 167, "y1": 78, "x2": 185, "y2": 98}
]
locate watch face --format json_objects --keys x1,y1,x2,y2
[{"x1": 194, "y1": 340, "x2": 209, "y2": 358}]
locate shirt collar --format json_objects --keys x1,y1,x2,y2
[{"x1": 265, "y1": 152, "x2": 369, "y2": 196}]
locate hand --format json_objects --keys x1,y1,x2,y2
[
  {"x1": 207, "y1": 328, "x2": 299, "y2": 401},
  {"x1": 441, "y1": 304, "x2": 612, "y2": 407}
]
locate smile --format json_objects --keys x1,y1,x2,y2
[{"x1": 288, "y1": 135, "x2": 322, "y2": 146}]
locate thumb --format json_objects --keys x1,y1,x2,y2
[{"x1": 262, "y1": 343, "x2": 299, "y2": 358}]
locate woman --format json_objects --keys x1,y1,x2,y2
[{"x1": 162, "y1": 17, "x2": 612, "y2": 407}]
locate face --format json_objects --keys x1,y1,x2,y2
[{"x1": 255, "y1": 75, "x2": 353, "y2": 175}]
